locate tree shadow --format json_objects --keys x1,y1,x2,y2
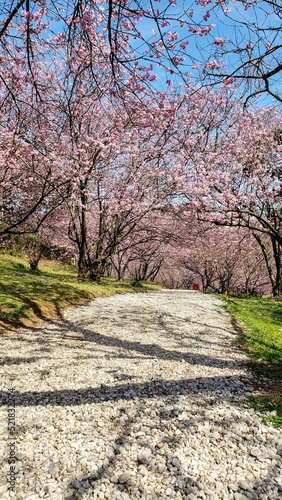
[
  {"x1": 243, "y1": 461, "x2": 282, "y2": 498},
  {"x1": 1, "y1": 302, "x2": 280, "y2": 497},
  {"x1": 67, "y1": 401, "x2": 204, "y2": 499},
  {"x1": 3, "y1": 313, "x2": 243, "y2": 369},
  {"x1": 0, "y1": 373, "x2": 250, "y2": 407},
  {"x1": 63, "y1": 395, "x2": 282, "y2": 499},
  {"x1": 0, "y1": 279, "x2": 92, "y2": 328},
  {"x1": 0, "y1": 356, "x2": 39, "y2": 365},
  {"x1": 57, "y1": 318, "x2": 243, "y2": 371}
]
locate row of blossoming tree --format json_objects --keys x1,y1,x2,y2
[{"x1": 0, "y1": 1, "x2": 281, "y2": 295}]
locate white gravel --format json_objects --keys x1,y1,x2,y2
[{"x1": 0, "y1": 290, "x2": 281, "y2": 499}]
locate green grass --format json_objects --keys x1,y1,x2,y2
[
  {"x1": 249, "y1": 394, "x2": 282, "y2": 429},
  {"x1": 223, "y1": 296, "x2": 282, "y2": 363},
  {"x1": 223, "y1": 295, "x2": 282, "y2": 428},
  {"x1": 0, "y1": 253, "x2": 162, "y2": 330}
]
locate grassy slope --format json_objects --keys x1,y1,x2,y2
[
  {"x1": 224, "y1": 296, "x2": 282, "y2": 362},
  {"x1": 223, "y1": 296, "x2": 282, "y2": 428},
  {"x1": 0, "y1": 253, "x2": 162, "y2": 330}
]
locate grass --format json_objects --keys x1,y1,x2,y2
[
  {"x1": 223, "y1": 295, "x2": 282, "y2": 428},
  {"x1": 223, "y1": 296, "x2": 282, "y2": 363},
  {"x1": 0, "y1": 253, "x2": 163, "y2": 331},
  {"x1": 249, "y1": 394, "x2": 282, "y2": 429}
]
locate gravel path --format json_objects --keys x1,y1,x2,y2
[{"x1": 0, "y1": 290, "x2": 281, "y2": 499}]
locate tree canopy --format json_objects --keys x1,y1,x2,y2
[{"x1": 0, "y1": 1, "x2": 281, "y2": 295}]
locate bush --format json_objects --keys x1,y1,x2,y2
[{"x1": 131, "y1": 280, "x2": 143, "y2": 288}]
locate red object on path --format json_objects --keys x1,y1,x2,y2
[{"x1": 192, "y1": 284, "x2": 200, "y2": 291}]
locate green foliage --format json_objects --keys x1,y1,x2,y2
[{"x1": 131, "y1": 280, "x2": 143, "y2": 288}]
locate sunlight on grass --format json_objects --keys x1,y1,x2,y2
[
  {"x1": 223, "y1": 295, "x2": 282, "y2": 428},
  {"x1": 250, "y1": 395, "x2": 282, "y2": 429},
  {"x1": 0, "y1": 253, "x2": 162, "y2": 330},
  {"x1": 223, "y1": 296, "x2": 282, "y2": 363}
]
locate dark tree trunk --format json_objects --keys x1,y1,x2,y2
[
  {"x1": 272, "y1": 239, "x2": 282, "y2": 296},
  {"x1": 253, "y1": 233, "x2": 281, "y2": 296},
  {"x1": 77, "y1": 201, "x2": 89, "y2": 281},
  {"x1": 89, "y1": 261, "x2": 105, "y2": 283},
  {"x1": 29, "y1": 258, "x2": 40, "y2": 271},
  {"x1": 77, "y1": 252, "x2": 89, "y2": 281}
]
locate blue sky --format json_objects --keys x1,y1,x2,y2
[
  {"x1": 128, "y1": 0, "x2": 282, "y2": 106},
  {"x1": 0, "y1": 0, "x2": 280, "y2": 106}
]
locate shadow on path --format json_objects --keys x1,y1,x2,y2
[
  {"x1": 49, "y1": 318, "x2": 244, "y2": 371},
  {"x1": 0, "y1": 374, "x2": 248, "y2": 407}
]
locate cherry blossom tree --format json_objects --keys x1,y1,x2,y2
[
  {"x1": 180, "y1": 103, "x2": 282, "y2": 295},
  {"x1": 1, "y1": 1, "x2": 280, "y2": 103},
  {"x1": 1, "y1": 1, "x2": 281, "y2": 291},
  {"x1": 0, "y1": 204, "x2": 76, "y2": 271},
  {"x1": 61, "y1": 90, "x2": 182, "y2": 281},
  {"x1": 198, "y1": 0, "x2": 282, "y2": 103},
  {"x1": 180, "y1": 225, "x2": 271, "y2": 295},
  {"x1": 0, "y1": 103, "x2": 71, "y2": 237},
  {"x1": 110, "y1": 210, "x2": 179, "y2": 282}
]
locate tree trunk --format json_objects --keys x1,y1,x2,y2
[
  {"x1": 272, "y1": 237, "x2": 282, "y2": 296},
  {"x1": 253, "y1": 233, "x2": 277, "y2": 296},
  {"x1": 77, "y1": 251, "x2": 89, "y2": 281},
  {"x1": 77, "y1": 201, "x2": 89, "y2": 281},
  {"x1": 89, "y1": 261, "x2": 104, "y2": 283},
  {"x1": 29, "y1": 258, "x2": 40, "y2": 272}
]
